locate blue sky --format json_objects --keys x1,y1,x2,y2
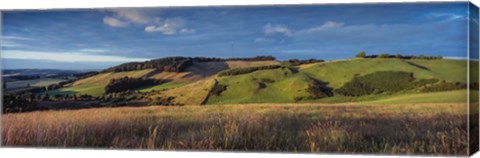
[{"x1": 1, "y1": 2, "x2": 473, "y2": 70}]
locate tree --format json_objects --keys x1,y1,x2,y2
[
  {"x1": 395, "y1": 54, "x2": 402, "y2": 59},
  {"x1": 378, "y1": 54, "x2": 389, "y2": 58},
  {"x1": 355, "y1": 51, "x2": 366, "y2": 58}
]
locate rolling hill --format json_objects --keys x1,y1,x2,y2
[
  {"x1": 204, "y1": 58, "x2": 474, "y2": 105},
  {"x1": 48, "y1": 59, "x2": 280, "y2": 97},
  {"x1": 45, "y1": 57, "x2": 476, "y2": 105}
]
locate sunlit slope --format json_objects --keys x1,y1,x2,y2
[
  {"x1": 301, "y1": 59, "x2": 468, "y2": 89},
  {"x1": 206, "y1": 68, "x2": 312, "y2": 104},
  {"x1": 138, "y1": 60, "x2": 281, "y2": 92},
  {"x1": 50, "y1": 69, "x2": 154, "y2": 96},
  {"x1": 206, "y1": 59, "x2": 470, "y2": 105},
  {"x1": 155, "y1": 78, "x2": 217, "y2": 105}
]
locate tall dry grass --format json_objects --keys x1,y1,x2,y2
[{"x1": 1, "y1": 103, "x2": 470, "y2": 155}]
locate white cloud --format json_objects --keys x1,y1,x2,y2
[
  {"x1": 2, "y1": 36, "x2": 32, "y2": 41},
  {"x1": 79, "y1": 49, "x2": 109, "y2": 53},
  {"x1": 296, "y1": 21, "x2": 344, "y2": 35},
  {"x1": 109, "y1": 8, "x2": 153, "y2": 24},
  {"x1": 2, "y1": 36, "x2": 32, "y2": 48},
  {"x1": 1, "y1": 41, "x2": 25, "y2": 48},
  {"x1": 103, "y1": 16, "x2": 129, "y2": 27},
  {"x1": 103, "y1": 9, "x2": 193, "y2": 35},
  {"x1": 263, "y1": 24, "x2": 292, "y2": 37},
  {"x1": 180, "y1": 28, "x2": 196, "y2": 34},
  {"x1": 2, "y1": 50, "x2": 149, "y2": 63},
  {"x1": 428, "y1": 13, "x2": 466, "y2": 21},
  {"x1": 144, "y1": 18, "x2": 184, "y2": 35},
  {"x1": 263, "y1": 21, "x2": 344, "y2": 37}
]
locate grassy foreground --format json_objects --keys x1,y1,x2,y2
[{"x1": 2, "y1": 103, "x2": 470, "y2": 155}]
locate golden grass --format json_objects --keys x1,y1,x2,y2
[
  {"x1": 156, "y1": 78, "x2": 217, "y2": 105},
  {"x1": 2, "y1": 103, "x2": 471, "y2": 155},
  {"x1": 72, "y1": 69, "x2": 154, "y2": 86},
  {"x1": 149, "y1": 61, "x2": 281, "y2": 83}
]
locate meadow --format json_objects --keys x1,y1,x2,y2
[{"x1": 2, "y1": 103, "x2": 471, "y2": 155}]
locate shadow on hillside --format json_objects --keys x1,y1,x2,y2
[
  {"x1": 404, "y1": 61, "x2": 430, "y2": 71},
  {"x1": 183, "y1": 61, "x2": 230, "y2": 78}
]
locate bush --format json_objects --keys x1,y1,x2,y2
[
  {"x1": 335, "y1": 71, "x2": 415, "y2": 96},
  {"x1": 355, "y1": 51, "x2": 366, "y2": 58},
  {"x1": 218, "y1": 65, "x2": 281, "y2": 77},
  {"x1": 306, "y1": 79, "x2": 334, "y2": 99},
  {"x1": 2, "y1": 93, "x2": 45, "y2": 113}
]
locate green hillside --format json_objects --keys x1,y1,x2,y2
[
  {"x1": 206, "y1": 59, "x2": 471, "y2": 105},
  {"x1": 301, "y1": 58, "x2": 468, "y2": 88},
  {"x1": 45, "y1": 58, "x2": 472, "y2": 105},
  {"x1": 207, "y1": 68, "x2": 312, "y2": 104}
]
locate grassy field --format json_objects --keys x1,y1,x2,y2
[
  {"x1": 207, "y1": 68, "x2": 312, "y2": 104},
  {"x1": 48, "y1": 69, "x2": 154, "y2": 96},
  {"x1": 2, "y1": 103, "x2": 470, "y2": 155},
  {"x1": 155, "y1": 78, "x2": 217, "y2": 105},
  {"x1": 137, "y1": 82, "x2": 188, "y2": 92},
  {"x1": 5, "y1": 78, "x2": 67, "y2": 90},
  {"x1": 360, "y1": 90, "x2": 474, "y2": 104},
  {"x1": 301, "y1": 59, "x2": 467, "y2": 88}
]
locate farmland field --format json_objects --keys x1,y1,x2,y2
[
  {"x1": 2, "y1": 103, "x2": 470, "y2": 155},
  {"x1": 5, "y1": 78, "x2": 67, "y2": 90}
]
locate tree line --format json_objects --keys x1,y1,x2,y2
[
  {"x1": 355, "y1": 51, "x2": 443, "y2": 60},
  {"x1": 218, "y1": 65, "x2": 282, "y2": 77},
  {"x1": 103, "y1": 56, "x2": 277, "y2": 73},
  {"x1": 282, "y1": 59, "x2": 325, "y2": 66}
]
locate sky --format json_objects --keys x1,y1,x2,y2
[{"x1": 1, "y1": 2, "x2": 475, "y2": 70}]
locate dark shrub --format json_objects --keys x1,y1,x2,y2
[
  {"x1": 335, "y1": 71, "x2": 415, "y2": 96},
  {"x1": 2, "y1": 93, "x2": 45, "y2": 113},
  {"x1": 306, "y1": 79, "x2": 334, "y2": 99},
  {"x1": 257, "y1": 82, "x2": 267, "y2": 89},
  {"x1": 334, "y1": 80, "x2": 376, "y2": 97}
]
